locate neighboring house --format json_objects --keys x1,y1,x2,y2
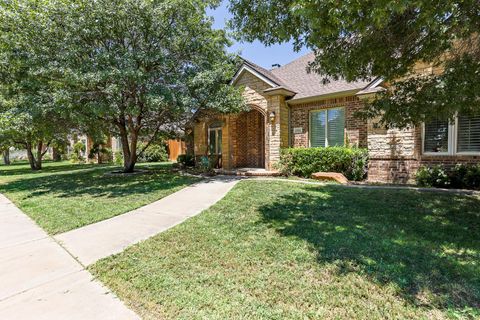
[{"x1": 192, "y1": 52, "x2": 480, "y2": 183}]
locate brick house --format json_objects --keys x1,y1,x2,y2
[{"x1": 192, "y1": 53, "x2": 480, "y2": 183}]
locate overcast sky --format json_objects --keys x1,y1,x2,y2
[{"x1": 207, "y1": 1, "x2": 310, "y2": 69}]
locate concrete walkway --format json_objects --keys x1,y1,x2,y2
[
  {"x1": 0, "y1": 194, "x2": 139, "y2": 320},
  {"x1": 55, "y1": 176, "x2": 240, "y2": 266}
]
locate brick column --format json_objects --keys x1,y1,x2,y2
[{"x1": 266, "y1": 95, "x2": 289, "y2": 169}]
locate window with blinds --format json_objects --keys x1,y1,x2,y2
[
  {"x1": 457, "y1": 115, "x2": 480, "y2": 152},
  {"x1": 310, "y1": 108, "x2": 345, "y2": 147},
  {"x1": 424, "y1": 119, "x2": 449, "y2": 153}
]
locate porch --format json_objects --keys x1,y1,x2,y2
[
  {"x1": 214, "y1": 167, "x2": 281, "y2": 177},
  {"x1": 194, "y1": 105, "x2": 279, "y2": 171}
]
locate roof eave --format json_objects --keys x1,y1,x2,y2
[
  {"x1": 263, "y1": 86, "x2": 297, "y2": 97},
  {"x1": 286, "y1": 89, "x2": 362, "y2": 105},
  {"x1": 230, "y1": 64, "x2": 279, "y2": 88}
]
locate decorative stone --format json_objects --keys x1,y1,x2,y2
[{"x1": 311, "y1": 172, "x2": 349, "y2": 184}]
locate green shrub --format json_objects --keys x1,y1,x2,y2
[
  {"x1": 138, "y1": 143, "x2": 168, "y2": 163},
  {"x1": 415, "y1": 166, "x2": 450, "y2": 188},
  {"x1": 70, "y1": 153, "x2": 84, "y2": 164},
  {"x1": 279, "y1": 147, "x2": 369, "y2": 181},
  {"x1": 463, "y1": 165, "x2": 480, "y2": 190},
  {"x1": 416, "y1": 164, "x2": 480, "y2": 190},
  {"x1": 114, "y1": 151, "x2": 123, "y2": 165},
  {"x1": 449, "y1": 164, "x2": 480, "y2": 190},
  {"x1": 71, "y1": 141, "x2": 86, "y2": 163},
  {"x1": 73, "y1": 141, "x2": 86, "y2": 155},
  {"x1": 177, "y1": 154, "x2": 195, "y2": 167},
  {"x1": 198, "y1": 155, "x2": 215, "y2": 174}
]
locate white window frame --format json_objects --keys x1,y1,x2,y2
[
  {"x1": 208, "y1": 126, "x2": 222, "y2": 155},
  {"x1": 422, "y1": 115, "x2": 480, "y2": 156},
  {"x1": 421, "y1": 122, "x2": 454, "y2": 156},
  {"x1": 308, "y1": 107, "x2": 345, "y2": 148},
  {"x1": 455, "y1": 116, "x2": 480, "y2": 155}
]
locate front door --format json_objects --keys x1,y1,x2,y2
[{"x1": 208, "y1": 125, "x2": 222, "y2": 168}]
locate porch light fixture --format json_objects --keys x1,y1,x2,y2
[{"x1": 269, "y1": 111, "x2": 276, "y2": 123}]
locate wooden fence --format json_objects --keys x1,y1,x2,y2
[{"x1": 167, "y1": 139, "x2": 186, "y2": 161}]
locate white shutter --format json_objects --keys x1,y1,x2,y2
[{"x1": 457, "y1": 115, "x2": 480, "y2": 152}]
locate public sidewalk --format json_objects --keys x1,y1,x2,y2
[{"x1": 0, "y1": 194, "x2": 139, "y2": 320}]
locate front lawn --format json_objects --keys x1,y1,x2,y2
[
  {"x1": 92, "y1": 180, "x2": 480, "y2": 319},
  {"x1": 0, "y1": 161, "x2": 198, "y2": 234}
]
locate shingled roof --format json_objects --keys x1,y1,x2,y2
[
  {"x1": 241, "y1": 59, "x2": 291, "y2": 89},
  {"x1": 270, "y1": 52, "x2": 372, "y2": 101},
  {"x1": 233, "y1": 52, "x2": 379, "y2": 102}
]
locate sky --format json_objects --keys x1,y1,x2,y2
[{"x1": 207, "y1": 1, "x2": 310, "y2": 69}]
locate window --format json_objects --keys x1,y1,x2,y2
[
  {"x1": 457, "y1": 115, "x2": 480, "y2": 153},
  {"x1": 423, "y1": 118, "x2": 449, "y2": 153},
  {"x1": 310, "y1": 108, "x2": 345, "y2": 147},
  {"x1": 208, "y1": 123, "x2": 222, "y2": 155},
  {"x1": 423, "y1": 114, "x2": 480, "y2": 155}
]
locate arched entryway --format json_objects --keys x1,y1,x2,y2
[{"x1": 232, "y1": 107, "x2": 266, "y2": 168}]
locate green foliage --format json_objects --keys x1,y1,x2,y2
[
  {"x1": 59, "y1": 0, "x2": 244, "y2": 172},
  {"x1": 73, "y1": 142, "x2": 86, "y2": 155},
  {"x1": 279, "y1": 147, "x2": 368, "y2": 181},
  {"x1": 460, "y1": 165, "x2": 480, "y2": 190},
  {"x1": 417, "y1": 164, "x2": 480, "y2": 190},
  {"x1": 228, "y1": 0, "x2": 480, "y2": 127},
  {"x1": 177, "y1": 154, "x2": 195, "y2": 167},
  {"x1": 415, "y1": 166, "x2": 451, "y2": 188},
  {"x1": 71, "y1": 142, "x2": 86, "y2": 163},
  {"x1": 114, "y1": 151, "x2": 124, "y2": 166},
  {"x1": 198, "y1": 155, "x2": 216, "y2": 174},
  {"x1": 0, "y1": 0, "x2": 75, "y2": 160},
  {"x1": 138, "y1": 143, "x2": 169, "y2": 163},
  {"x1": 1, "y1": 0, "x2": 246, "y2": 173}
]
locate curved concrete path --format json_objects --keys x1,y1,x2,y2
[
  {"x1": 0, "y1": 194, "x2": 139, "y2": 320},
  {"x1": 0, "y1": 176, "x2": 240, "y2": 319},
  {"x1": 55, "y1": 176, "x2": 241, "y2": 266}
]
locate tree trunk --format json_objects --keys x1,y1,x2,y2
[
  {"x1": 2, "y1": 149, "x2": 10, "y2": 165},
  {"x1": 97, "y1": 149, "x2": 102, "y2": 164},
  {"x1": 25, "y1": 142, "x2": 43, "y2": 170},
  {"x1": 35, "y1": 142, "x2": 43, "y2": 170},
  {"x1": 52, "y1": 147, "x2": 62, "y2": 162},
  {"x1": 26, "y1": 143, "x2": 38, "y2": 170},
  {"x1": 118, "y1": 122, "x2": 138, "y2": 173}
]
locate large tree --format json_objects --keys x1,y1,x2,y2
[
  {"x1": 1, "y1": 0, "x2": 244, "y2": 172},
  {"x1": 0, "y1": 0, "x2": 73, "y2": 170},
  {"x1": 55, "y1": 0, "x2": 244, "y2": 172},
  {"x1": 228, "y1": 0, "x2": 480, "y2": 127},
  {"x1": 0, "y1": 133, "x2": 11, "y2": 165}
]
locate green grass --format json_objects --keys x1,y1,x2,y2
[
  {"x1": 0, "y1": 161, "x2": 198, "y2": 234},
  {"x1": 91, "y1": 180, "x2": 480, "y2": 320}
]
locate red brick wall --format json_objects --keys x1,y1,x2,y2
[
  {"x1": 290, "y1": 96, "x2": 367, "y2": 148},
  {"x1": 368, "y1": 156, "x2": 480, "y2": 184},
  {"x1": 368, "y1": 125, "x2": 480, "y2": 183},
  {"x1": 231, "y1": 110, "x2": 265, "y2": 168}
]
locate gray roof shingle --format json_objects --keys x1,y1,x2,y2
[
  {"x1": 241, "y1": 58, "x2": 293, "y2": 90},
  {"x1": 267, "y1": 52, "x2": 371, "y2": 101}
]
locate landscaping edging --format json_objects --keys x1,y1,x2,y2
[{"x1": 253, "y1": 177, "x2": 480, "y2": 196}]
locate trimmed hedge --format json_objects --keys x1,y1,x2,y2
[{"x1": 278, "y1": 147, "x2": 369, "y2": 181}]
